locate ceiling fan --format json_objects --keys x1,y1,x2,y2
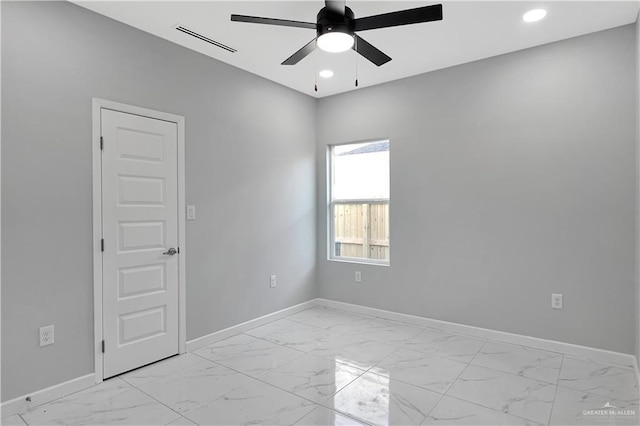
[{"x1": 231, "y1": 0, "x2": 443, "y2": 67}]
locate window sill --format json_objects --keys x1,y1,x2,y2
[{"x1": 328, "y1": 257, "x2": 390, "y2": 267}]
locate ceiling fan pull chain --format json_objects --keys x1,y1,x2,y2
[
  {"x1": 354, "y1": 36, "x2": 359, "y2": 87},
  {"x1": 314, "y1": 50, "x2": 319, "y2": 92}
]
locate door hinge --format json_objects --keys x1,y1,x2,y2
[
  {"x1": 177, "y1": 247, "x2": 180, "y2": 254},
  {"x1": 101, "y1": 340, "x2": 105, "y2": 353},
  {"x1": 101, "y1": 239, "x2": 104, "y2": 252},
  {"x1": 100, "y1": 136, "x2": 104, "y2": 151}
]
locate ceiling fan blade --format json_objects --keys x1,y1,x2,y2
[
  {"x1": 353, "y1": 34, "x2": 391, "y2": 66},
  {"x1": 354, "y1": 4, "x2": 443, "y2": 31},
  {"x1": 282, "y1": 38, "x2": 317, "y2": 65},
  {"x1": 325, "y1": 0, "x2": 346, "y2": 15},
  {"x1": 231, "y1": 14, "x2": 316, "y2": 30}
]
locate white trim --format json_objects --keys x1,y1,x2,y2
[
  {"x1": 327, "y1": 141, "x2": 391, "y2": 266},
  {"x1": 634, "y1": 358, "x2": 640, "y2": 396},
  {"x1": 186, "y1": 299, "x2": 317, "y2": 352},
  {"x1": 0, "y1": 1, "x2": 3, "y2": 407},
  {"x1": 177, "y1": 117, "x2": 187, "y2": 355},
  {"x1": 4, "y1": 298, "x2": 636, "y2": 418},
  {"x1": 327, "y1": 257, "x2": 390, "y2": 267},
  {"x1": 91, "y1": 99, "x2": 103, "y2": 384},
  {"x1": 633, "y1": 357, "x2": 640, "y2": 392},
  {"x1": 0, "y1": 299, "x2": 315, "y2": 417},
  {"x1": 91, "y1": 98, "x2": 186, "y2": 383},
  {"x1": 0, "y1": 374, "x2": 94, "y2": 418},
  {"x1": 316, "y1": 298, "x2": 638, "y2": 369}
]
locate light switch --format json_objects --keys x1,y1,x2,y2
[{"x1": 187, "y1": 205, "x2": 196, "y2": 221}]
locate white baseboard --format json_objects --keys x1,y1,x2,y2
[
  {"x1": 3, "y1": 297, "x2": 636, "y2": 419},
  {"x1": 0, "y1": 374, "x2": 95, "y2": 418},
  {"x1": 1, "y1": 299, "x2": 319, "y2": 418},
  {"x1": 634, "y1": 358, "x2": 640, "y2": 394},
  {"x1": 317, "y1": 298, "x2": 638, "y2": 370},
  {"x1": 185, "y1": 298, "x2": 319, "y2": 352}
]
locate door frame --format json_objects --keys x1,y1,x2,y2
[{"x1": 91, "y1": 98, "x2": 186, "y2": 383}]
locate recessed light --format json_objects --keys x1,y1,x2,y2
[
  {"x1": 523, "y1": 9, "x2": 547, "y2": 23},
  {"x1": 319, "y1": 69, "x2": 334, "y2": 78}
]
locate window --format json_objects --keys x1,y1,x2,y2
[{"x1": 329, "y1": 140, "x2": 390, "y2": 264}]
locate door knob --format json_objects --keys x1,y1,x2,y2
[{"x1": 163, "y1": 247, "x2": 177, "y2": 256}]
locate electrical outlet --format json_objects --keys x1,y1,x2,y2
[
  {"x1": 39, "y1": 325, "x2": 54, "y2": 346},
  {"x1": 270, "y1": 275, "x2": 277, "y2": 288},
  {"x1": 187, "y1": 205, "x2": 196, "y2": 221},
  {"x1": 355, "y1": 271, "x2": 362, "y2": 283},
  {"x1": 552, "y1": 294, "x2": 563, "y2": 309}
]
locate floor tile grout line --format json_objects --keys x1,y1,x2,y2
[
  {"x1": 287, "y1": 405, "x2": 322, "y2": 426},
  {"x1": 286, "y1": 308, "x2": 431, "y2": 336},
  {"x1": 467, "y1": 340, "x2": 488, "y2": 366},
  {"x1": 187, "y1": 314, "x2": 639, "y2": 422},
  {"x1": 17, "y1": 413, "x2": 28, "y2": 426},
  {"x1": 287, "y1": 403, "x2": 374, "y2": 426},
  {"x1": 130, "y1": 382, "x2": 191, "y2": 424},
  {"x1": 431, "y1": 392, "x2": 547, "y2": 425},
  {"x1": 316, "y1": 306, "x2": 638, "y2": 367},
  {"x1": 194, "y1": 327, "x2": 383, "y2": 384},
  {"x1": 194, "y1": 332, "x2": 308, "y2": 365},
  {"x1": 285, "y1": 308, "x2": 600, "y2": 366},
  {"x1": 546, "y1": 354, "x2": 565, "y2": 426},
  {"x1": 246, "y1": 319, "x2": 483, "y2": 370},
  {"x1": 162, "y1": 364, "x2": 312, "y2": 422},
  {"x1": 241, "y1": 331, "x2": 331, "y2": 356},
  {"x1": 442, "y1": 363, "x2": 556, "y2": 425},
  {"x1": 239, "y1": 322, "x2": 403, "y2": 372},
  {"x1": 553, "y1": 383, "x2": 640, "y2": 405},
  {"x1": 444, "y1": 362, "x2": 548, "y2": 424},
  {"x1": 285, "y1": 309, "x2": 582, "y2": 366},
  {"x1": 459, "y1": 358, "x2": 562, "y2": 386},
  {"x1": 144, "y1": 350, "x2": 311, "y2": 419},
  {"x1": 357, "y1": 342, "x2": 563, "y2": 394},
  {"x1": 349, "y1": 362, "x2": 450, "y2": 400},
  {"x1": 248, "y1": 312, "x2": 569, "y2": 398},
  {"x1": 387, "y1": 342, "x2": 479, "y2": 365},
  {"x1": 178, "y1": 348, "x2": 328, "y2": 417},
  {"x1": 18, "y1": 306, "x2": 638, "y2": 425},
  {"x1": 419, "y1": 389, "x2": 448, "y2": 425},
  {"x1": 182, "y1": 315, "x2": 444, "y2": 424}
]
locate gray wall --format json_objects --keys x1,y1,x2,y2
[
  {"x1": 317, "y1": 25, "x2": 637, "y2": 354},
  {"x1": 1, "y1": 1, "x2": 316, "y2": 400},
  {"x1": 636, "y1": 14, "x2": 640, "y2": 366},
  {"x1": 2, "y1": 0, "x2": 638, "y2": 404}
]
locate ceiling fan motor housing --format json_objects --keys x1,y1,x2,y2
[{"x1": 317, "y1": 6, "x2": 355, "y2": 37}]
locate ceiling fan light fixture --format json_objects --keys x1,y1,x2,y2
[
  {"x1": 523, "y1": 9, "x2": 547, "y2": 23},
  {"x1": 317, "y1": 31, "x2": 354, "y2": 53},
  {"x1": 319, "y1": 69, "x2": 334, "y2": 78}
]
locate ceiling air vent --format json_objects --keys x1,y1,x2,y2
[{"x1": 176, "y1": 26, "x2": 237, "y2": 53}]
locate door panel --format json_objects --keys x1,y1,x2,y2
[
  {"x1": 118, "y1": 264, "x2": 166, "y2": 298},
  {"x1": 117, "y1": 176, "x2": 165, "y2": 205},
  {"x1": 102, "y1": 109, "x2": 179, "y2": 378}
]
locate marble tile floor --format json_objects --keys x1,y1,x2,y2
[{"x1": 2, "y1": 306, "x2": 638, "y2": 426}]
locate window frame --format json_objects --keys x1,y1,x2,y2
[{"x1": 327, "y1": 141, "x2": 390, "y2": 266}]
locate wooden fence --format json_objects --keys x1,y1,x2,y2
[{"x1": 334, "y1": 202, "x2": 389, "y2": 261}]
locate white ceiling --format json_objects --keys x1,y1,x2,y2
[{"x1": 73, "y1": 1, "x2": 639, "y2": 98}]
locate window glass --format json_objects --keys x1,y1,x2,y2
[{"x1": 329, "y1": 141, "x2": 390, "y2": 264}]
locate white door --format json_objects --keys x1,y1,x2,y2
[{"x1": 101, "y1": 109, "x2": 179, "y2": 378}]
